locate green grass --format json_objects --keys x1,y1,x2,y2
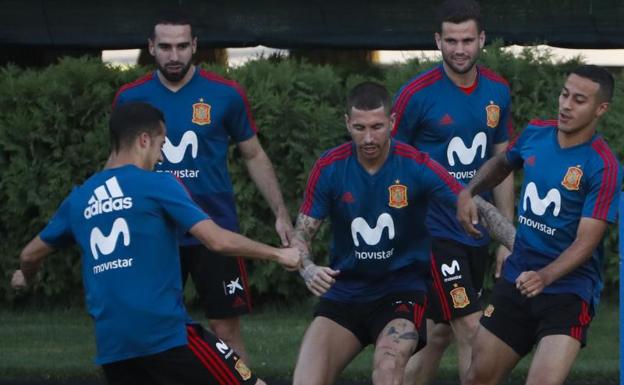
[{"x1": 0, "y1": 300, "x2": 619, "y2": 382}]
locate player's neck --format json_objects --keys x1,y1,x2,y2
[
  {"x1": 157, "y1": 65, "x2": 196, "y2": 92},
  {"x1": 557, "y1": 124, "x2": 597, "y2": 148},
  {"x1": 443, "y1": 62, "x2": 478, "y2": 88},
  {"x1": 357, "y1": 143, "x2": 390, "y2": 175},
  {"x1": 104, "y1": 151, "x2": 147, "y2": 171}
]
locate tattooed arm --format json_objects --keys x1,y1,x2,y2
[
  {"x1": 293, "y1": 213, "x2": 340, "y2": 296},
  {"x1": 473, "y1": 196, "x2": 515, "y2": 251},
  {"x1": 457, "y1": 152, "x2": 516, "y2": 238}
]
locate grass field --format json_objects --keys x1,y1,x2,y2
[{"x1": 0, "y1": 299, "x2": 618, "y2": 383}]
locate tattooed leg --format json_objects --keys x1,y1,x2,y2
[{"x1": 373, "y1": 319, "x2": 419, "y2": 385}]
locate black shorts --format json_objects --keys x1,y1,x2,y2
[
  {"x1": 314, "y1": 292, "x2": 428, "y2": 352},
  {"x1": 427, "y1": 238, "x2": 489, "y2": 323},
  {"x1": 102, "y1": 324, "x2": 257, "y2": 385},
  {"x1": 181, "y1": 245, "x2": 252, "y2": 319},
  {"x1": 481, "y1": 279, "x2": 593, "y2": 357}
]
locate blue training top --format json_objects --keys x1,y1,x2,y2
[
  {"x1": 300, "y1": 140, "x2": 462, "y2": 303},
  {"x1": 39, "y1": 165, "x2": 209, "y2": 364},
  {"x1": 392, "y1": 64, "x2": 513, "y2": 246},
  {"x1": 504, "y1": 119, "x2": 621, "y2": 310}
]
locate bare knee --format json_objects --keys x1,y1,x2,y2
[
  {"x1": 428, "y1": 322, "x2": 453, "y2": 350},
  {"x1": 373, "y1": 346, "x2": 410, "y2": 385},
  {"x1": 254, "y1": 379, "x2": 267, "y2": 385}
]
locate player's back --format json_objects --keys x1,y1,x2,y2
[{"x1": 58, "y1": 165, "x2": 205, "y2": 364}]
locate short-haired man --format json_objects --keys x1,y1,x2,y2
[
  {"x1": 292, "y1": 82, "x2": 514, "y2": 385},
  {"x1": 457, "y1": 65, "x2": 621, "y2": 385},
  {"x1": 11, "y1": 102, "x2": 300, "y2": 385},
  {"x1": 113, "y1": 15, "x2": 293, "y2": 363},
  {"x1": 392, "y1": 1, "x2": 514, "y2": 383}
]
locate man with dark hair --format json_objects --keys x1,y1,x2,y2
[
  {"x1": 291, "y1": 82, "x2": 514, "y2": 385},
  {"x1": 11, "y1": 102, "x2": 300, "y2": 385},
  {"x1": 113, "y1": 16, "x2": 293, "y2": 363},
  {"x1": 457, "y1": 65, "x2": 621, "y2": 385},
  {"x1": 392, "y1": 1, "x2": 514, "y2": 383}
]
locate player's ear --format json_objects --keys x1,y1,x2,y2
[
  {"x1": 192, "y1": 37, "x2": 198, "y2": 54},
  {"x1": 148, "y1": 38, "x2": 156, "y2": 56},
  {"x1": 478, "y1": 30, "x2": 485, "y2": 49},
  {"x1": 434, "y1": 32, "x2": 442, "y2": 50}
]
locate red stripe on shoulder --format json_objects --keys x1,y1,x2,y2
[
  {"x1": 591, "y1": 138, "x2": 619, "y2": 219},
  {"x1": 112, "y1": 73, "x2": 154, "y2": 108},
  {"x1": 300, "y1": 144, "x2": 353, "y2": 215},
  {"x1": 528, "y1": 119, "x2": 558, "y2": 127},
  {"x1": 199, "y1": 69, "x2": 258, "y2": 133},
  {"x1": 392, "y1": 67, "x2": 444, "y2": 136},
  {"x1": 478, "y1": 66, "x2": 510, "y2": 87},
  {"x1": 394, "y1": 142, "x2": 428, "y2": 163}
]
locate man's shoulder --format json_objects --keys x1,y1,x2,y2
[
  {"x1": 115, "y1": 72, "x2": 156, "y2": 96},
  {"x1": 196, "y1": 68, "x2": 248, "y2": 99},
  {"x1": 392, "y1": 140, "x2": 429, "y2": 164},
  {"x1": 396, "y1": 65, "x2": 445, "y2": 99},
  {"x1": 317, "y1": 142, "x2": 353, "y2": 162},
  {"x1": 477, "y1": 65, "x2": 510, "y2": 89}
]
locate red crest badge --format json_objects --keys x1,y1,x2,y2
[
  {"x1": 192, "y1": 98, "x2": 211, "y2": 125},
  {"x1": 484, "y1": 304, "x2": 495, "y2": 317},
  {"x1": 235, "y1": 359, "x2": 252, "y2": 380},
  {"x1": 450, "y1": 286, "x2": 470, "y2": 309},
  {"x1": 485, "y1": 102, "x2": 500, "y2": 128},
  {"x1": 388, "y1": 181, "x2": 408, "y2": 208},
  {"x1": 561, "y1": 166, "x2": 583, "y2": 191}
]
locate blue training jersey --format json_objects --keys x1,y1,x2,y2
[
  {"x1": 300, "y1": 140, "x2": 462, "y2": 303},
  {"x1": 504, "y1": 119, "x2": 622, "y2": 309},
  {"x1": 392, "y1": 64, "x2": 513, "y2": 246},
  {"x1": 39, "y1": 165, "x2": 209, "y2": 364},
  {"x1": 113, "y1": 68, "x2": 257, "y2": 244}
]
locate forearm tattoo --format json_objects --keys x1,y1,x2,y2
[
  {"x1": 294, "y1": 213, "x2": 322, "y2": 274},
  {"x1": 474, "y1": 196, "x2": 515, "y2": 250}
]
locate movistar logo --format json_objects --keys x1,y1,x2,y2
[
  {"x1": 447, "y1": 132, "x2": 487, "y2": 166},
  {"x1": 351, "y1": 213, "x2": 395, "y2": 247},
  {"x1": 84, "y1": 177, "x2": 132, "y2": 219},
  {"x1": 441, "y1": 260, "x2": 460, "y2": 277},
  {"x1": 523, "y1": 182, "x2": 561, "y2": 217},
  {"x1": 90, "y1": 218, "x2": 130, "y2": 260},
  {"x1": 163, "y1": 130, "x2": 198, "y2": 164}
]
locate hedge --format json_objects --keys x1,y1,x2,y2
[{"x1": 0, "y1": 44, "x2": 621, "y2": 307}]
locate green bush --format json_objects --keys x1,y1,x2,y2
[{"x1": 0, "y1": 47, "x2": 621, "y2": 306}]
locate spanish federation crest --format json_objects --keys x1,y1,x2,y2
[
  {"x1": 561, "y1": 166, "x2": 583, "y2": 191},
  {"x1": 485, "y1": 101, "x2": 500, "y2": 128},
  {"x1": 192, "y1": 98, "x2": 211, "y2": 125},
  {"x1": 235, "y1": 359, "x2": 252, "y2": 380},
  {"x1": 450, "y1": 286, "x2": 470, "y2": 309},
  {"x1": 388, "y1": 181, "x2": 408, "y2": 208}
]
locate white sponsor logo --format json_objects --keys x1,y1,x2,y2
[
  {"x1": 441, "y1": 260, "x2": 460, "y2": 277},
  {"x1": 447, "y1": 132, "x2": 487, "y2": 166},
  {"x1": 90, "y1": 218, "x2": 130, "y2": 260},
  {"x1": 351, "y1": 213, "x2": 395, "y2": 247},
  {"x1": 523, "y1": 182, "x2": 561, "y2": 217},
  {"x1": 215, "y1": 340, "x2": 234, "y2": 358},
  {"x1": 84, "y1": 177, "x2": 133, "y2": 219},
  {"x1": 162, "y1": 130, "x2": 198, "y2": 164},
  {"x1": 226, "y1": 278, "x2": 243, "y2": 294}
]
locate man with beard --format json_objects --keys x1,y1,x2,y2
[
  {"x1": 113, "y1": 14, "x2": 293, "y2": 364},
  {"x1": 457, "y1": 65, "x2": 621, "y2": 385},
  {"x1": 391, "y1": 1, "x2": 514, "y2": 384},
  {"x1": 292, "y1": 82, "x2": 515, "y2": 385}
]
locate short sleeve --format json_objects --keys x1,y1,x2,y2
[
  {"x1": 225, "y1": 84, "x2": 257, "y2": 143},
  {"x1": 299, "y1": 157, "x2": 333, "y2": 220},
  {"x1": 391, "y1": 87, "x2": 424, "y2": 144},
  {"x1": 39, "y1": 195, "x2": 75, "y2": 249},
  {"x1": 582, "y1": 153, "x2": 623, "y2": 223},
  {"x1": 421, "y1": 156, "x2": 462, "y2": 207},
  {"x1": 157, "y1": 175, "x2": 211, "y2": 231},
  {"x1": 505, "y1": 126, "x2": 531, "y2": 169},
  {"x1": 494, "y1": 96, "x2": 513, "y2": 144}
]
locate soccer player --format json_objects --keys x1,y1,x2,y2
[
  {"x1": 291, "y1": 82, "x2": 514, "y2": 385},
  {"x1": 11, "y1": 102, "x2": 300, "y2": 385},
  {"x1": 112, "y1": 14, "x2": 293, "y2": 363},
  {"x1": 391, "y1": 1, "x2": 514, "y2": 383},
  {"x1": 457, "y1": 65, "x2": 621, "y2": 385}
]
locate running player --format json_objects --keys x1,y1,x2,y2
[
  {"x1": 291, "y1": 82, "x2": 514, "y2": 385},
  {"x1": 392, "y1": 1, "x2": 514, "y2": 383},
  {"x1": 113, "y1": 14, "x2": 292, "y2": 363},
  {"x1": 11, "y1": 102, "x2": 300, "y2": 385},
  {"x1": 457, "y1": 65, "x2": 621, "y2": 385}
]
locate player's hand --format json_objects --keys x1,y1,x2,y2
[
  {"x1": 457, "y1": 190, "x2": 482, "y2": 238},
  {"x1": 299, "y1": 263, "x2": 340, "y2": 296},
  {"x1": 275, "y1": 213, "x2": 294, "y2": 247},
  {"x1": 515, "y1": 270, "x2": 546, "y2": 297},
  {"x1": 494, "y1": 245, "x2": 511, "y2": 279},
  {"x1": 276, "y1": 247, "x2": 302, "y2": 271},
  {"x1": 11, "y1": 270, "x2": 28, "y2": 290}
]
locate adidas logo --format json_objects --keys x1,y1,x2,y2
[
  {"x1": 439, "y1": 113, "x2": 454, "y2": 126},
  {"x1": 83, "y1": 176, "x2": 133, "y2": 219}
]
